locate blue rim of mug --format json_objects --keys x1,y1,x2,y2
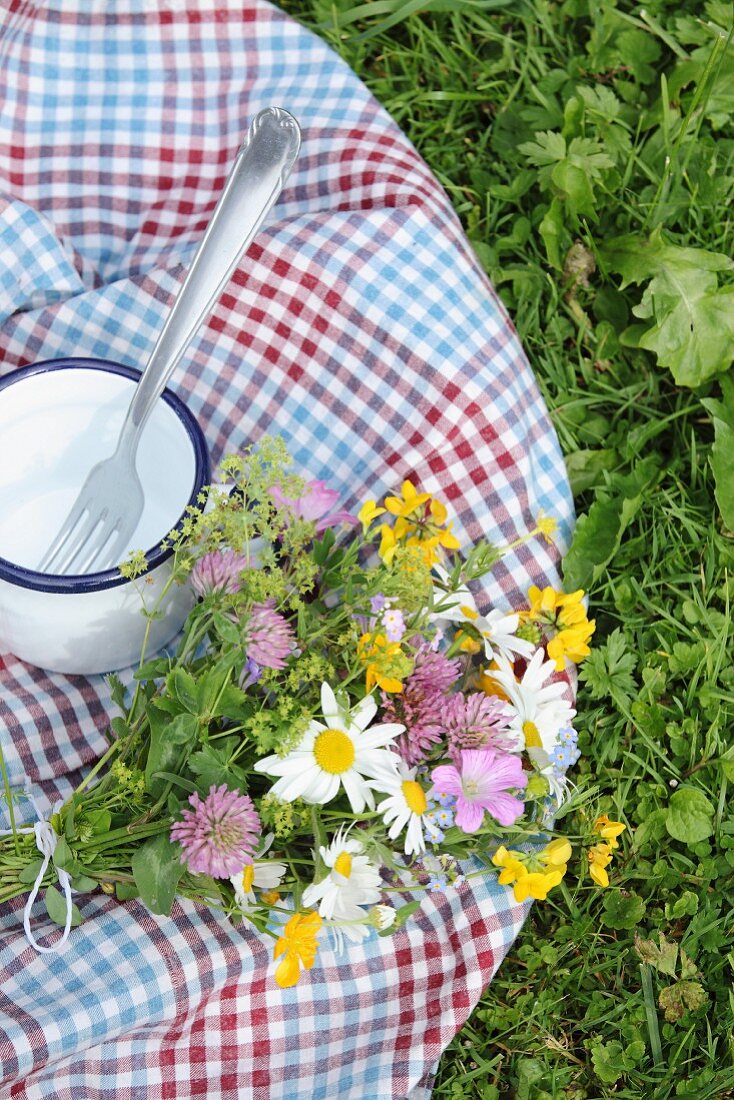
[{"x1": 0, "y1": 358, "x2": 211, "y2": 594}]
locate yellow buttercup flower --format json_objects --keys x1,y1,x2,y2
[
  {"x1": 595, "y1": 814, "x2": 626, "y2": 849},
  {"x1": 358, "y1": 499, "x2": 386, "y2": 533},
  {"x1": 273, "y1": 910, "x2": 323, "y2": 987}
]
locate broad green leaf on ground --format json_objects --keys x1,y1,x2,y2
[
  {"x1": 562, "y1": 458, "x2": 660, "y2": 590},
  {"x1": 634, "y1": 932, "x2": 679, "y2": 977},
  {"x1": 601, "y1": 230, "x2": 734, "y2": 386},
  {"x1": 658, "y1": 980, "x2": 709, "y2": 1022},
  {"x1": 665, "y1": 787, "x2": 715, "y2": 843},
  {"x1": 701, "y1": 371, "x2": 734, "y2": 530}
]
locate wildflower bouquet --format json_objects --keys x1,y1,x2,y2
[{"x1": 0, "y1": 438, "x2": 621, "y2": 986}]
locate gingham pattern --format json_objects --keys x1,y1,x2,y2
[{"x1": 0, "y1": 2, "x2": 574, "y2": 1096}]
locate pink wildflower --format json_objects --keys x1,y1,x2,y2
[
  {"x1": 382, "y1": 644, "x2": 460, "y2": 765},
  {"x1": 242, "y1": 602, "x2": 294, "y2": 670},
  {"x1": 270, "y1": 479, "x2": 358, "y2": 532},
  {"x1": 170, "y1": 784, "x2": 261, "y2": 878},
  {"x1": 440, "y1": 692, "x2": 516, "y2": 764},
  {"x1": 190, "y1": 550, "x2": 249, "y2": 598},
  {"x1": 431, "y1": 749, "x2": 527, "y2": 833}
]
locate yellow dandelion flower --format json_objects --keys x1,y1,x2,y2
[{"x1": 273, "y1": 910, "x2": 322, "y2": 987}]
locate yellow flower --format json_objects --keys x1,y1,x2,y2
[
  {"x1": 535, "y1": 512, "x2": 557, "y2": 544},
  {"x1": 384, "y1": 480, "x2": 431, "y2": 518},
  {"x1": 261, "y1": 890, "x2": 281, "y2": 906},
  {"x1": 525, "y1": 586, "x2": 595, "y2": 670},
  {"x1": 513, "y1": 868, "x2": 565, "y2": 902},
  {"x1": 358, "y1": 499, "x2": 386, "y2": 533},
  {"x1": 378, "y1": 524, "x2": 398, "y2": 565},
  {"x1": 595, "y1": 814, "x2": 626, "y2": 849},
  {"x1": 547, "y1": 621, "x2": 595, "y2": 669},
  {"x1": 273, "y1": 910, "x2": 323, "y2": 987},
  {"x1": 587, "y1": 842, "x2": 613, "y2": 888},
  {"x1": 540, "y1": 838, "x2": 573, "y2": 866},
  {"x1": 357, "y1": 631, "x2": 410, "y2": 694},
  {"x1": 492, "y1": 841, "x2": 570, "y2": 903}
]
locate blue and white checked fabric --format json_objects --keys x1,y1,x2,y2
[{"x1": 0, "y1": 1, "x2": 574, "y2": 1096}]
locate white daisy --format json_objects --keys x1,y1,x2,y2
[
  {"x1": 431, "y1": 566, "x2": 533, "y2": 662},
  {"x1": 253, "y1": 682, "x2": 403, "y2": 813},
  {"x1": 371, "y1": 761, "x2": 436, "y2": 856},
  {"x1": 488, "y1": 650, "x2": 576, "y2": 755},
  {"x1": 230, "y1": 858, "x2": 287, "y2": 911},
  {"x1": 302, "y1": 827, "x2": 383, "y2": 945}
]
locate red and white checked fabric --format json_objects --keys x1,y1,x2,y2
[{"x1": 0, "y1": 2, "x2": 574, "y2": 1096}]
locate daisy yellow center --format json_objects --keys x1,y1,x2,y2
[
  {"x1": 313, "y1": 728, "x2": 355, "y2": 774},
  {"x1": 241, "y1": 864, "x2": 255, "y2": 893},
  {"x1": 334, "y1": 851, "x2": 353, "y2": 878},
  {"x1": 401, "y1": 780, "x2": 427, "y2": 816},
  {"x1": 523, "y1": 720, "x2": 543, "y2": 749}
]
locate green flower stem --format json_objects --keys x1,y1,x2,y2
[{"x1": 73, "y1": 738, "x2": 122, "y2": 798}]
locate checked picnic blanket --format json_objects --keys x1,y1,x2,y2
[{"x1": 0, "y1": 1, "x2": 574, "y2": 1097}]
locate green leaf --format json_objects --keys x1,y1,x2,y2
[
  {"x1": 579, "y1": 628, "x2": 637, "y2": 706},
  {"x1": 18, "y1": 857, "x2": 44, "y2": 884},
  {"x1": 144, "y1": 706, "x2": 197, "y2": 797},
  {"x1": 591, "y1": 1039, "x2": 624, "y2": 1086},
  {"x1": 165, "y1": 713, "x2": 200, "y2": 745},
  {"x1": 131, "y1": 833, "x2": 185, "y2": 916},
  {"x1": 539, "y1": 198, "x2": 566, "y2": 270},
  {"x1": 70, "y1": 873, "x2": 98, "y2": 893},
  {"x1": 52, "y1": 837, "x2": 76, "y2": 872},
  {"x1": 602, "y1": 230, "x2": 734, "y2": 386},
  {"x1": 171, "y1": 668, "x2": 199, "y2": 713},
  {"x1": 211, "y1": 612, "x2": 242, "y2": 646},
  {"x1": 634, "y1": 931, "x2": 679, "y2": 977},
  {"x1": 666, "y1": 787, "x2": 714, "y2": 843},
  {"x1": 44, "y1": 884, "x2": 82, "y2": 928},
  {"x1": 564, "y1": 448, "x2": 618, "y2": 496},
  {"x1": 702, "y1": 372, "x2": 734, "y2": 530},
  {"x1": 632, "y1": 278, "x2": 734, "y2": 387},
  {"x1": 601, "y1": 891, "x2": 646, "y2": 930},
  {"x1": 116, "y1": 881, "x2": 140, "y2": 902},
  {"x1": 659, "y1": 980, "x2": 708, "y2": 1022}
]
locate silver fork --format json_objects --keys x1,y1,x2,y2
[{"x1": 38, "y1": 107, "x2": 301, "y2": 576}]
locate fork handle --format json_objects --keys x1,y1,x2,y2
[{"x1": 116, "y1": 107, "x2": 301, "y2": 455}]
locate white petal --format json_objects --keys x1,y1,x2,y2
[
  {"x1": 357, "y1": 723, "x2": 404, "y2": 749},
  {"x1": 341, "y1": 770, "x2": 373, "y2": 813},
  {"x1": 320, "y1": 681, "x2": 340, "y2": 723},
  {"x1": 352, "y1": 693, "x2": 377, "y2": 730}
]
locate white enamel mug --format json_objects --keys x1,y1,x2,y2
[{"x1": 0, "y1": 358, "x2": 211, "y2": 674}]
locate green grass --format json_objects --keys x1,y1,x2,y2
[{"x1": 281, "y1": 1, "x2": 734, "y2": 1095}]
